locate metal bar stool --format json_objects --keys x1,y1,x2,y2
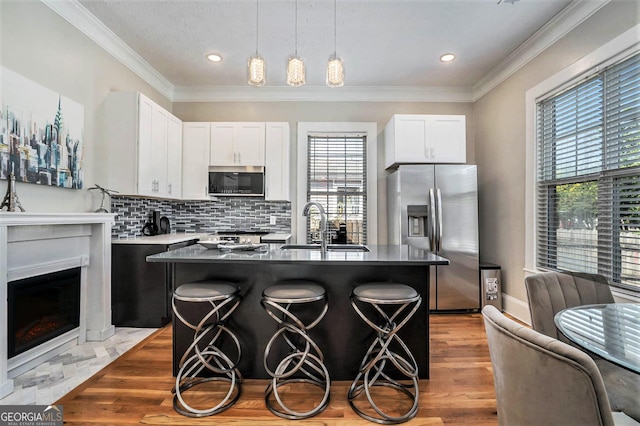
[
  {"x1": 172, "y1": 280, "x2": 242, "y2": 417},
  {"x1": 261, "y1": 280, "x2": 331, "y2": 419},
  {"x1": 348, "y1": 282, "x2": 422, "y2": 424}
]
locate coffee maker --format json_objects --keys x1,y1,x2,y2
[{"x1": 141, "y1": 210, "x2": 160, "y2": 236}]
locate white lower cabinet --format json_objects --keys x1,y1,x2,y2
[
  {"x1": 182, "y1": 122, "x2": 211, "y2": 200},
  {"x1": 105, "y1": 92, "x2": 182, "y2": 198},
  {"x1": 265, "y1": 122, "x2": 290, "y2": 201}
]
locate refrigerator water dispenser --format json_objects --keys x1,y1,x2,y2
[{"x1": 407, "y1": 205, "x2": 428, "y2": 237}]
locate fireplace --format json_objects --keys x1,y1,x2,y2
[{"x1": 7, "y1": 268, "x2": 81, "y2": 358}]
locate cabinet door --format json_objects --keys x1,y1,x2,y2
[
  {"x1": 150, "y1": 106, "x2": 168, "y2": 196},
  {"x1": 166, "y1": 114, "x2": 182, "y2": 198},
  {"x1": 396, "y1": 115, "x2": 430, "y2": 162},
  {"x1": 427, "y1": 115, "x2": 466, "y2": 163},
  {"x1": 236, "y1": 122, "x2": 265, "y2": 165},
  {"x1": 210, "y1": 123, "x2": 236, "y2": 165},
  {"x1": 137, "y1": 95, "x2": 155, "y2": 196},
  {"x1": 182, "y1": 122, "x2": 211, "y2": 199},
  {"x1": 265, "y1": 122, "x2": 290, "y2": 201}
]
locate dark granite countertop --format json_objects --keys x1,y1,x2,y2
[{"x1": 146, "y1": 244, "x2": 449, "y2": 265}]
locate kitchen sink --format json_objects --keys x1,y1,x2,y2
[
  {"x1": 279, "y1": 244, "x2": 370, "y2": 252},
  {"x1": 328, "y1": 244, "x2": 370, "y2": 252}
]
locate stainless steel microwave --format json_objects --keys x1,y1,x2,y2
[{"x1": 208, "y1": 166, "x2": 265, "y2": 196}]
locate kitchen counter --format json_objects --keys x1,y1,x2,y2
[
  {"x1": 147, "y1": 243, "x2": 449, "y2": 265},
  {"x1": 148, "y1": 245, "x2": 448, "y2": 380},
  {"x1": 112, "y1": 233, "x2": 209, "y2": 245}
]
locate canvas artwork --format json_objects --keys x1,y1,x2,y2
[{"x1": 0, "y1": 67, "x2": 84, "y2": 189}]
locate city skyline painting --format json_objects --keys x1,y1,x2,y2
[{"x1": 0, "y1": 67, "x2": 85, "y2": 189}]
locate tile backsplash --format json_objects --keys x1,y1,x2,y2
[{"x1": 111, "y1": 196, "x2": 291, "y2": 238}]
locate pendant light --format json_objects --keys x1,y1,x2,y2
[
  {"x1": 248, "y1": 0, "x2": 266, "y2": 86},
  {"x1": 287, "y1": 0, "x2": 305, "y2": 86},
  {"x1": 326, "y1": 0, "x2": 344, "y2": 87}
]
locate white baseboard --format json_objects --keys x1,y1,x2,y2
[{"x1": 502, "y1": 293, "x2": 531, "y2": 325}]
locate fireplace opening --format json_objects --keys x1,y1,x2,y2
[{"x1": 8, "y1": 267, "x2": 81, "y2": 358}]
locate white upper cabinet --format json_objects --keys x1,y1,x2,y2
[
  {"x1": 265, "y1": 122, "x2": 290, "y2": 201},
  {"x1": 384, "y1": 114, "x2": 466, "y2": 168},
  {"x1": 136, "y1": 95, "x2": 155, "y2": 196},
  {"x1": 210, "y1": 122, "x2": 265, "y2": 166},
  {"x1": 166, "y1": 114, "x2": 183, "y2": 198},
  {"x1": 182, "y1": 122, "x2": 211, "y2": 200},
  {"x1": 105, "y1": 92, "x2": 182, "y2": 198}
]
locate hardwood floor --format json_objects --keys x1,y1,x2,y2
[{"x1": 56, "y1": 313, "x2": 497, "y2": 425}]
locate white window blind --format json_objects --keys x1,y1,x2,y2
[
  {"x1": 306, "y1": 134, "x2": 367, "y2": 245},
  {"x1": 536, "y1": 51, "x2": 640, "y2": 290}
]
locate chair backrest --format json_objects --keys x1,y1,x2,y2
[
  {"x1": 524, "y1": 271, "x2": 614, "y2": 341},
  {"x1": 482, "y1": 305, "x2": 615, "y2": 426}
]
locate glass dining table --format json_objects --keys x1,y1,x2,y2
[{"x1": 554, "y1": 303, "x2": 640, "y2": 374}]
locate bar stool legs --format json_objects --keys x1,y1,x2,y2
[
  {"x1": 172, "y1": 281, "x2": 242, "y2": 417},
  {"x1": 348, "y1": 282, "x2": 421, "y2": 424},
  {"x1": 261, "y1": 281, "x2": 331, "y2": 419}
]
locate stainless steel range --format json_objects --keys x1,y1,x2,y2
[{"x1": 212, "y1": 231, "x2": 269, "y2": 244}]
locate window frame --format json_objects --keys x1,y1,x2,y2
[
  {"x1": 296, "y1": 122, "x2": 378, "y2": 245},
  {"x1": 525, "y1": 24, "x2": 640, "y2": 298}
]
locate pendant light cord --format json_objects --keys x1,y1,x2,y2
[
  {"x1": 255, "y1": 0, "x2": 259, "y2": 55},
  {"x1": 333, "y1": 0, "x2": 337, "y2": 56},
  {"x1": 295, "y1": 0, "x2": 298, "y2": 56}
]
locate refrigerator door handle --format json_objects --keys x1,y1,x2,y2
[
  {"x1": 429, "y1": 188, "x2": 436, "y2": 251},
  {"x1": 437, "y1": 188, "x2": 443, "y2": 251}
]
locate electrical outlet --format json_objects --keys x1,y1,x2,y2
[{"x1": 270, "y1": 215, "x2": 277, "y2": 225}]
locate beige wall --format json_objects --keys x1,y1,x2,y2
[
  {"x1": 474, "y1": 1, "x2": 640, "y2": 314},
  {"x1": 0, "y1": 0, "x2": 171, "y2": 212}
]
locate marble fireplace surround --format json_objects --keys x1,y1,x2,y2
[{"x1": 0, "y1": 212, "x2": 115, "y2": 398}]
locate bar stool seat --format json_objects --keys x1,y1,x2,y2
[
  {"x1": 172, "y1": 280, "x2": 242, "y2": 417},
  {"x1": 261, "y1": 280, "x2": 330, "y2": 420},
  {"x1": 348, "y1": 282, "x2": 421, "y2": 424}
]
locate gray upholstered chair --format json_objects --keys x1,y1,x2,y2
[
  {"x1": 482, "y1": 305, "x2": 639, "y2": 426},
  {"x1": 524, "y1": 271, "x2": 614, "y2": 343},
  {"x1": 525, "y1": 271, "x2": 640, "y2": 421}
]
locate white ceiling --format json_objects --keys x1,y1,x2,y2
[{"x1": 51, "y1": 0, "x2": 609, "y2": 101}]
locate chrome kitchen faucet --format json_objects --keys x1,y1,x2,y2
[{"x1": 302, "y1": 202, "x2": 327, "y2": 257}]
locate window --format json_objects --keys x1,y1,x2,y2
[
  {"x1": 306, "y1": 134, "x2": 367, "y2": 245},
  {"x1": 296, "y1": 122, "x2": 377, "y2": 246},
  {"x1": 536, "y1": 52, "x2": 640, "y2": 290}
]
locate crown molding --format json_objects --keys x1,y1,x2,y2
[
  {"x1": 42, "y1": 0, "x2": 609, "y2": 104},
  {"x1": 41, "y1": 0, "x2": 174, "y2": 100},
  {"x1": 472, "y1": 0, "x2": 610, "y2": 101},
  {"x1": 172, "y1": 85, "x2": 474, "y2": 103}
]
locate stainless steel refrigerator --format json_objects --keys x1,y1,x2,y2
[{"x1": 387, "y1": 164, "x2": 479, "y2": 311}]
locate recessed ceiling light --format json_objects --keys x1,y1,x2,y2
[
  {"x1": 206, "y1": 53, "x2": 223, "y2": 62},
  {"x1": 440, "y1": 53, "x2": 456, "y2": 63}
]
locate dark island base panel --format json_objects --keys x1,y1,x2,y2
[{"x1": 172, "y1": 263, "x2": 430, "y2": 381}]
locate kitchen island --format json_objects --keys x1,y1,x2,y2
[{"x1": 147, "y1": 244, "x2": 449, "y2": 380}]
